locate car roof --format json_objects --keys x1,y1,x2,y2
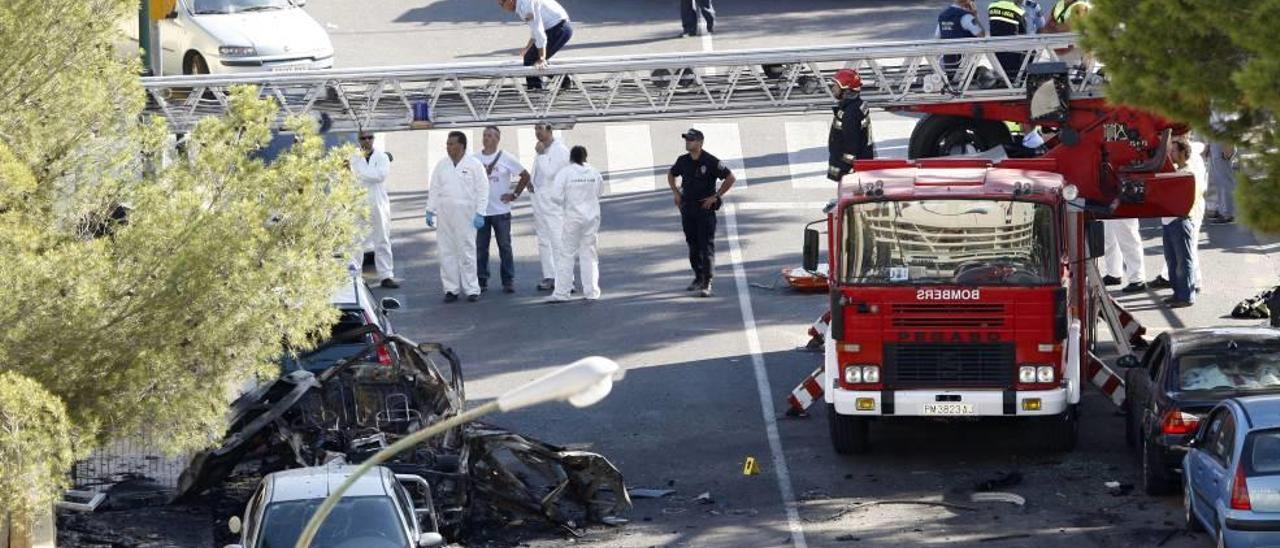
[
  {"x1": 330, "y1": 276, "x2": 367, "y2": 308},
  {"x1": 1233, "y1": 395, "x2": 1280, "y2": 431},
  {"x1": 1166, "y1": 326, "x2": 1280, "y2": 355},
  {"x1": 266, "y1": 464, "x2": 390, "y2": 502}
]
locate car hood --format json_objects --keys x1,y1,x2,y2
[{"x1": 192, "y1": 8, "x2": 332, "y2": 57}]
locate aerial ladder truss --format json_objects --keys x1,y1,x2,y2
[{"x1": 142, "y1": 34, "x2": 1099, "y2": 133}]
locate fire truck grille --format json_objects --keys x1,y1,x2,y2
[
  {"x1": 884, "y1": 343, "x2": 1015, "y2": 388},
  {"x1": 890, "y1": 304, "x2": 1006, "y2": 328}
]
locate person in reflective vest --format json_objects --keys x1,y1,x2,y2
[
  {"x1": 988, "y1": 0, "x2": 1028, "y2": 82},
  {"x1": 827, "y1": 69, "x2": 875, "y2": 182},
  {"x1": 1046, "y1": 0, "x2": 1091, "y2": 32},
  {"x1": 935, "y1": 1, "x2": 985, "y2": 79}
]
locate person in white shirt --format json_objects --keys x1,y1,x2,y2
[
  {"x1": 473, "y1": 126, "x2": 531, "y2": 293},
  {"x1": 530, "y1": 123, "x2": 570, "y2": 291},
  {"x1": 548, "y1": 146, "x2": 605, "y2": 303},
  {"x1": 349, "y1": 132, "x2": 398, "y2": 288},
  {"x1": 426, "y1": 132, "x2": 489, "y2": 303},
  {"x1": 498, "y1": 0, "x2": 573, "y2": 90}
]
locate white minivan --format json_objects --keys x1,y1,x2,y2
[{"x1": 128, "y1": 0, "x2": 334, "y2": 75}]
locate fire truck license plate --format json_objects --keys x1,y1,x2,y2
[{"x1": 923, "y1": 403, "x2": 974, "y2": 416}]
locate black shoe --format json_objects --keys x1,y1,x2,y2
[
  {"x1": 536, "y1": 278, "x2": 554, "y2": 291},
  {"x1": 1162, "y1": 296, "x2": 1193, "y2": 308},
  {"x1": 1149, "y1": 275, "x2": 1172, "y2": 289},
  {"x1": 1102, "y1": 275, "x2": 1122, "y2": 286},
  {"x1": 699, "y1": 281, "x2": 714, "y2": 298},
  {"x1": 1121, "y1": 282, "x2": 1147, "y2": 294},
  {"x1": 686, "y1": 278, "x2": 703, "y2": 291},
  {"x1": 443, "y1": 292, "x2": 459, "y2": 303},
  {"x1": 467, "y1": 294, "x2": 481, "y2": 302},
  {"x1": 680, "y1": 31, "x2": 697, "y2": 38},
  {"x1": 1209, "y1": 215, "x2": 1235, "y2": 224},
  {"x1": 502, "y1": 284, "x2": 515, "y2": 294},
  {"x1": 479, "y1": 283, "x2": 489, "y2": 293},
  {"x1": 380, "y1": 278, "x2": 400, "y2": 289}
]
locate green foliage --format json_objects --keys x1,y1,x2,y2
[
  {"x1": 1080, "y1": 0, "x2": 1280, "y2": 232},
  {"x1": 0, "y1": 0, "x2": 363, "y2": 512},
  {"x1": 0, "y1": 372, "x2": 80, "y2": 528}
]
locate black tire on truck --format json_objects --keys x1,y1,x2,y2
[
  {"x1": 907, "y1": 114, "x2": 1012, "y2": 159},
  {"x1": 827, "y1": 404, "x2": 871, "y2": 454},
  {"x1": 1039, "y1": 404, "x2": 1079, "y2": 452}
]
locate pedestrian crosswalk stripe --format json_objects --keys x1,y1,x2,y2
[
  {"x1": 604, "y1": 124, "x2": 658, "y2": 194},
  {"x1": 516, "y1": 127, "x2": 538, "y2": 173},
  {"x1": 785, "y1": 121, "x2": 834, "y2": 190},
  {"x1": 697, "y1": 123, "x2": 748, "y2": 188}
]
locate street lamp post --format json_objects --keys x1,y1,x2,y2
[{"x1": 294, "y1": 356, "x2": 622, "y2": 548}]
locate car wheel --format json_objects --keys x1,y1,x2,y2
[
  {"x1": 184, "y1": 52, "x2": 210, "y2": 75},
  {"x1": 827, "y1": 404, "x2": 870, "y2": 454},
  {"x1": 1142, "y1": 436, "x2": 1174, "y2": 495},
  {"x1": 1184, "y1": 480, "x2": 1203, "y2": 532},
  {"x1": 1123, "y1": 391, "x2": 1137, "y2": 448}
]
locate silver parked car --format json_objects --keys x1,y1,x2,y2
[{"x1": 226, "y1": 464, "x2": 443, "y2": 548}]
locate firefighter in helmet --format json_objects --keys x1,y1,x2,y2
[{"x1": 827, "y1": 69, "x2": 875, "y2": 182}]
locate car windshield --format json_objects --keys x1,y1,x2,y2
[
  {"x1": 1251, "y1": 429, "x2": 1280, "y2": 475},
  {"x1": 841, "y1": 199, "x2": 1057, "y2": 285},
  {"x1": 192, "y1": 0, "x2": 291, "y2": 15},
  {"x1": 257, "y1": 495, "x2": 408, "y2": 548},
  {"x1": 1177, "y1": 347, "x2": 1280, "y2": 392}
]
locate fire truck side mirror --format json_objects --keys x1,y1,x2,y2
[
  {"x1": 1084, "y1": 220, "x2": 1105, "y2": 260},
  {"x1": 803, "y1": 228, "x2": 820, "y2": 272}
]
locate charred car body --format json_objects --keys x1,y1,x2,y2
[{"x1": 177, "y1": 330, "x2": 630, "y2": 540}]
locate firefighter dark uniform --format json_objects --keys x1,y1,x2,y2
[
  {"x1": 669, "y1": 139, "x2": 732, "y2": 288},
  {"x1": 827, "y1": 69, "x2": 875, "y2": 182},
  {"x1": 988, "y1": 0, "x2": 1028, "y2": 81}
]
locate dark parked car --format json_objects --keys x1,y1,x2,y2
[
  {"x1": 281, "y1": 276, "x2": 402, "y2": 375},
  {"x1": 1125, "y1": 327, "x2": 1280, "y2": 495}
]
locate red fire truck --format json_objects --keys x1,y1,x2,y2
[{"x1": 804, "y1": 65, "x2": 1195, "y2": 453}]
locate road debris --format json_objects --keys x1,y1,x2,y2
[
  {"x1": 173, "y1": 335, "x2": 630, "y2": 542},
  {"x1": 970, "y1": 492, "x2": 1026, "y2": 507},
  {"x1": 1104, "y1": 481, "x2": 1134, "y2": 496},
  {"x1": 694, "y1": 492, "x2": 714, "y2": 505},
  {"x1": 628, "y1": 488, "x2": 677, "y2": 499},
  {"x1": 975, "y1": 471, "x2": 1023, "y2": 492}
]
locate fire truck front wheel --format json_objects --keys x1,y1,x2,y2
[{"x1": 827, "y1": 404, "x2": 871, "y2": 454}]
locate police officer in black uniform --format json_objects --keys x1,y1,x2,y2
[
  {"x1": 667, "y1": 128, "x2": 737, "y2": 297},
  {"x1": 936, "y1": 0, "x2": 985, "y2": 79},
  {"x1": 827, "y1": 69, "x2": 876, "y2": 182}
]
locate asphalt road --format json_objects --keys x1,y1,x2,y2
[{"x1": 274, "y1": 1, "x2": 1280, "y2": 546}]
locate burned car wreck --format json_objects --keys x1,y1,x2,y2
[{"x1": 176, "y1": 328, "x2": 630, "y2": 541}]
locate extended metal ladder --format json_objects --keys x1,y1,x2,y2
[{"x1": 142, "y1": 34, "x2": 1099, "y2": 133}]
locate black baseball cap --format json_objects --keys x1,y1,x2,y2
[{"x1": 681, "y1": 128, "x2": 704, "y2": 141}]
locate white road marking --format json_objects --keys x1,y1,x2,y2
[
  {"x1": 605, "y1": 125, "x2": 658, "y2": 194},
  {"x1": 724, "y1": 204, "x2": 808, "y2": 548},
  {"x1": 785, "y1": 121, "x2": 832, "y2": 190},
  {"x1": 698, "y1": 123, "x2": 748, "y2": 188},
  {"x1": 517, "y1": 127, "x2": 538, "y2": 172},
  {"x1": 736, "y1": 201, "x2": 829, "y2": 211}
]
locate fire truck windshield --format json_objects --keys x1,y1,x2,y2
[{"x1": 841, "y1": 199, "x2": 1057, "y2": 285}]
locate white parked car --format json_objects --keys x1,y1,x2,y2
[
  {"x1": 143, "y1": 0, "x2": 334, "y2": 75},
  {"x1": 226, "y1": 465, "x2": 444, "y2": 548}
]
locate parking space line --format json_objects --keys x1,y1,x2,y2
[
  {"x1": 604, "y1": 124, "x2": 658, "y2": 194},
  {"x1": 784, "y1": 121, "x2": 831, "y2": 190},
  {"x1": 724, "y1": 204, "x2": 808, "y2": 548}
]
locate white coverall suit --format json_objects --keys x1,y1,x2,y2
[
  {"x1": 550, "y1": 163, "x2": 604, "y2": 301},
  {"x1": 427, "y1": 156, "x2": 489, "y2": 296},
  {"x1": 1103, "y1": 219, "x2": 1145, "y2": 284},
  {"x1": 350, "y1": 149, "x2": 394, "y2": 280},
  {"x1": 531, "y1": 140, "x2": 570, "y2": 281}
]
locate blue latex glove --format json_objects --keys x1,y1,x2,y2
[
  {"x1": 424, "y1": 209, "x2": 436, "y2": 227},
  {"x1": 472, "y1": 213, "x2": 486, "y2": 229}
]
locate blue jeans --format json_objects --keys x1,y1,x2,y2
[
  {"x1": 1162, "y1": 218, "x2": 1197, "y2": 303},
  {"x1": 524, "y1": 21, "x2": 573, "y2": 89},
  {"x1": 476, "y1": 213, "x2": 514, "y2": 287}
]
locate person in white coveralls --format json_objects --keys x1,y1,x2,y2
[
  {"x1": 350, "y1": 131, "x2": 399, "y2": 288},
  {"x1": 530, "y1": 122, "x2": 570, "y2": 291},
  {"x1": 547, "y1": 145, "x2": 604, "y2": 303},
  {"x1": 426, "y1": 132, "x2": 489, "y2": 303}
]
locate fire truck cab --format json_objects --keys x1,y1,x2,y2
[{"x1": 807, "y1": 158, "x2": 1090, "y2": 453}]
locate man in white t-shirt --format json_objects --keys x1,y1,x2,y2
[{"x1": 474, "y1": 126, "x2": 531, "y2": 293}]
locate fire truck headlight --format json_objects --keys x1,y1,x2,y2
[
  {"x1": 1018, "y1": 366, "x2": 1038, "y2": 384},
  {"x1": 861, "y1": 366, "x2": 880, "y2": 384},
  {"x1": 1036, "y1": 365, "x2": 1056, "y2": 383},
  {"x1": 843, "y1": 365, "x2": 862, "y2": 384},
  {"x1": 1062, "y1": 184, "x2": 1079, "y2": 201}
]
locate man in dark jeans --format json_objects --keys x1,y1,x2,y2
[
  {"x1": 499, "y1": 0, "x2": 573, "y2": 90},
  {"x1": 680, "y1": 0, "x2": 716, "y2": 37},
  {"x1": 474, "y1": 126, "x2": 531, "y2": 293},
  {"x1": 667, "y1": 129, "x2": 736, "y2": 298}
]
